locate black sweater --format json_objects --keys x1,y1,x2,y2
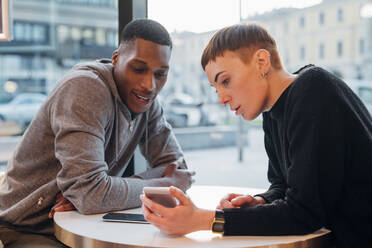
[{"x1": 223, "y1": 66, "x2": 372, "y2": 247}]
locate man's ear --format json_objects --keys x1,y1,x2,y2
[
  {"x1": 112, "y1": 50, "x2": 118, "y2": 67},
  {"x1": 254, "y1": 49, "x2": 271, "y2": 73}
]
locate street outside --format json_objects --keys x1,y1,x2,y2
[{"x1": 0, "y1": 127, "x2": 270, "y2": 190}]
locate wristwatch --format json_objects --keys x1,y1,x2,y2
[{"x1": 211, "y1": 210, "x2": 225, "y2": 234}]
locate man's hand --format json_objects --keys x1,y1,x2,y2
[
  {"x1": 48, "y1": 192, "x2": 76, "y2": 218},
  {"x1": 162, "y1": 164, "x2": 195, "y2": 192},
  {"x1": 217, "y1": 193, "x2": 266, "y2": 209}
]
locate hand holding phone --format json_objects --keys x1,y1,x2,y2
[{"x1": 143, "y1": 187, "x2": 177, "y2": 208}]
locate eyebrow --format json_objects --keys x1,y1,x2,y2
[
  {"x1": 132, "y1": 59, "x2": 147, "y2": 65},
  {"x1": 132, "y1": 59, "x2": 169, "y2": 70},
  {"x1": 214, "y1": 71, "x2": 225, "y2": 83}
]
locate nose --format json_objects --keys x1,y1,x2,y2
[
  {"x1": 217, "y1": 90, "x2": 231, "y2": 106},
  {"x1": 141, "y1": 74, "x2": 156, "y2": 93}
]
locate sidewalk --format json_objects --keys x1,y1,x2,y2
[
  {"x1": 0, "y1": 129, "x2": 270, "y2": 190},
  {"x1": 184, "y1": 128, "x2": 270, "y2": 189}
]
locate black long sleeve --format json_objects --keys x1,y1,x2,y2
[{"x1": 223, "y1": 66, "x2": 372, "y2": 248}]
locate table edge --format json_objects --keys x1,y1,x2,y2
[{"x1": 54, "y1": 220, "x2": 332, "y2": 248}]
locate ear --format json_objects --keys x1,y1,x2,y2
[
  {"x1": 254, "y1": 49, "x2": 271, "y2": 74},
  {"x1": 112, "y1": 50, "x2": 118, "y2": 67}
]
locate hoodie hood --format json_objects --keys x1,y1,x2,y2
[{"x1": 71, "y1": 59, "x2": 134, "y2": 119}]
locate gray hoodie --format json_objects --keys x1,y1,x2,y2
[{"x1": 0, "y1": 59, "x2": 186, "y2": 234}]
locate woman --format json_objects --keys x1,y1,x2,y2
[{"x1": 140, "y1": 23, "x2": 372, "y2": 247}]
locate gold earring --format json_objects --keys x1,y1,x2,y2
[{"x1": 262, "y1": 72, "x2": 268, "y2": 79}]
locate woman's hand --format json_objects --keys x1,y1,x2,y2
[
  {"x1": 217, "y1": 193, "x2": 266, "y2": 209},
  {"x1": 140, "y1": 186, "x2": 214, "y2": 236},
  {"x1": 48, "y1": 192, "x2": 76, "y2": 218}
]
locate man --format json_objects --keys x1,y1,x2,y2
[{"x1": 0, "y1": 19, "x2": 194, "y2": 247}]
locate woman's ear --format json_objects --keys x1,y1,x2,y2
[{"x1": 254, "y1": 49, "x2": 271, "y2": 75}]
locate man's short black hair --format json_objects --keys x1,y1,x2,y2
[{"x1": 121, "y1": 19, "x2": 172, "y2": 49}]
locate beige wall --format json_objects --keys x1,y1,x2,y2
[{"x1": 250, "y1": 0, "x2": 367, "y2": 79}]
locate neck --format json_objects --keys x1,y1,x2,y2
[{"x1": 264, "y1": 68, "x2": 296, "y2": 111}]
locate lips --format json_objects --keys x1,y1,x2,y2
[
  {"x1": 232, "y1": 106, "x2": 241, "y2": 115},
  {"x1": 132, "y1": 91, "x2": 152, "y2": 105}
]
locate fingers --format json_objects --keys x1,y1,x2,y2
[
  {"x1": 231, "y1": 195, "x2": 255, "y2": 207},
  {"x1": 218, "y1": 199, "x2": 235, "y2": 209},
  {"x1": 169, "y1": 186, "x2": 190, "y2": 206},
  {"x1": 56, "y1": 192, "x2": 64, "y2": 201},
  {"x1": 54, "y1": 202, "x2": 75, "y2": 212},
  {"x1": 188, "y1": 171, "x2": 196, "y2": 177},
  {"x1": 217, "y1": 193, "x2": 243, "y2": 209},
  {"x1": 163, "y1": 164, "x2": 177, "y2": 176},
  {"x1": 221, "y1": 193, "x2": 243, "y2": 202},
  {"x1": 142, "y1": 202, "x2": 163, "y2": 223},
  {"x1": 140, "y1": 194, "x2": 168, "y2": 217},
  {"x1": 48, "y1": 209, "x2": 55, "y2": 219},
  {"x1": 48, "y1": 195, "x2": 75, "y2": 218}
]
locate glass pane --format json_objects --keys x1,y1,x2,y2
[
  {"x1": 0, "y1": 0, "x2": 117, "y2": 172},
  {"x1": 148, "y1": 0, "x2": 368, "y2": 187}
]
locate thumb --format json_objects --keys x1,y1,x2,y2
[
  {"x1": 169, "y1": 186, "x2": 190, "y2": 206},
  {"x1": 163, "y1": 164, "x2": 177, "y2": 176}
]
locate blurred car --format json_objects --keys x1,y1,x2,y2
[
  {"x1": 0, "y1": 93, "x2": 47, "y2": 131},
  {"x1": 345, "y1": 79, "x2": 372, "y2": 113},
  {"x1": 163, "y1": 93, "x2": 215, "y2": 128}
]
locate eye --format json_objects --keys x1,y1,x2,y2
[
  {"x1": 132, "y1": 66, "x2": 146, "y2": 73},
  {"x1": 221, "y1": 78, "x2": 229, "y2": 86},
  {"x1": 155, "y1": 71, "x2": 167, "y2": 79}
]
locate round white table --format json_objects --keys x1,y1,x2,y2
[{"x1": 54, "y1": 185, "x2": 332, "y2": 248}]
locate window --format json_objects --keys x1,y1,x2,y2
[
  {"x1": 0, "y1": 0, "x2": 117, "y2": 138},
  {"x1": 57, "y1": 25, "x2": 69, "y2": 43},
  {"x1": 337, "y1": 8, "x2": 344, "y2": 22},
  {"x1": 71, "y1": 27, "x2": 82, "y2": 41},
  {"x1": 337, "y1": 40, "x2": 343, "y2": 57},
  {"x1": 300, "y1": 45, "x2": 306, "y2": 60},
  {"x1": 95, "y1": 29, "x2": 107, "y2": 46},
  {"x1": 299, "y1": 16, "x2": 305, "y2": 27},
  {"x1": 13, "y1": 21, "x2": 49, "y2": 44},
  {"x1": 319, "y1": 12, "x2": 324, "y2": 25},
  {"x1": 360, "y1": 38, "x2": 365, "y2": 54},
  {"x1": 319, "y1": 43, "x2": 325, "y2": 59}
]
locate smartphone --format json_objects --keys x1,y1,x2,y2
[
  {"x1": 143, "y1": 187, "x2": 177, "y2": 208},
  {"x1": 102, "y1": 213, "x2": 149, "y2": 224}
]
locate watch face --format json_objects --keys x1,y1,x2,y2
[{"x1": 212, "y1": 221, "x2": 224, "y2": 233}]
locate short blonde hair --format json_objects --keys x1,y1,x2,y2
[{"x1": 201, "y1": 23, "x2": 282, "y2": 70}]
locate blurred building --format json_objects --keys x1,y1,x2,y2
[
  {"x1": 248, "y1": 0, "x2": 369, "y2": 80},
  {"x1": 167, "y1": 0, "x2": 372, "y2": 104},
  {"x1": 165, "y1": 31, "x2": 216, "y2": 103},
  {"x1": 0, "y1": 0, "x2": 117, "y2": 102}
]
